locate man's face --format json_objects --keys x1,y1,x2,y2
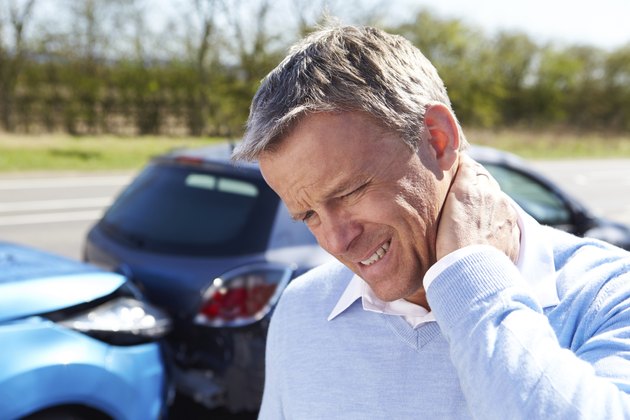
[{"x1": 259, "y1": 111, "x2": 453, "y2": 305}]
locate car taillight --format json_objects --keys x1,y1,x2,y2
[
  {"x1": 195, "y1": 263, "x2": 294, "y2": 327},
  {"x1": 174, "y1": 156, "x2": 205, "y2": 165}
]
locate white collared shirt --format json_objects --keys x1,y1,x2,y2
[{"x1": 328, "y1": 203, "x2": 560, "y2": 328}]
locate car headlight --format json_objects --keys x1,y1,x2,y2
[
  {"x1": 195, "y1": 262, "x2": 294, "y2": 327},
  {"x1": 57, "y1": 296, "x2": 172, "y2": 346}
]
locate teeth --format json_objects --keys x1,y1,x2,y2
[{"x1": 361, "y1": 242, "x2": 390, "y2": 266}]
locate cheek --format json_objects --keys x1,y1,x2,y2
[
  {"x1": 391, "y1": 190, "x2": 443, "y2": 246},
  {"x1": 310, "y1": 227, "x2": 328, "y2": 249},
  {"x1": 355, "y1": 188, "x2": 424, "y2": 228},
  {"x1": 397, "y1": 183, "x2": 431, "y2": 217},
  {"x1": 403, "y1": 175, "x2": 444, "y2": 218}
]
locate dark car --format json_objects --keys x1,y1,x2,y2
[
  {"x1": 83, "y1": 143, "x2": 630, "y2": 415},
  {"x1": 84, "y1": 143, "x2": 333, "y2": 415},
  {"x1": 470, "y1": 145, "x2": 630, "y2": 250}
]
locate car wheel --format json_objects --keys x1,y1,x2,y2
[{"x1": 22, "y1": 406, "x2": 111, "y2": 420}]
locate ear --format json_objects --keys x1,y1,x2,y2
[{"x1": 424, "y1": 103, "x2": 460, "y2": 171}]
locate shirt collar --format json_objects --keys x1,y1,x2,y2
[
  {"x1": 327, "y1": 273, "x2": 435, "y2": 327},
  {"x1": 328, "y1": 202, "x2": 559, "y2": 323}
]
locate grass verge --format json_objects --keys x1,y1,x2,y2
[
  {"x1": 1, "y1": 129, "x2": 630, "y2": 173},
  {"x1": 469, "y1": 128, "x2": 630, "y2": 159},
  {"x1": 0, "y1": 134, "x2": 225, "y2": 172}
]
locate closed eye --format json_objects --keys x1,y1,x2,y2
[
  {"x1": 301, "y1": 210, "x2": 315, "y2": 223},
  {"x1": 342, "y1": 183, "x2": 367, "y2": 199}
]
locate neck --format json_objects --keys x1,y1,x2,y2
[{"x1": 405, "y1": 288, "x2": 430, "y2": 311}]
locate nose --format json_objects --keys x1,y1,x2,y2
[{"x1": 316, "y1": 209, "x2": 362, "y2": 256}]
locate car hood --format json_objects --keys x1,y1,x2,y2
[{"x1": 0, "y1": 242, "x2": 126, "y2": 322}]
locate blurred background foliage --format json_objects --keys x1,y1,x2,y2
[{"x1": 1, "y1": 0, "x2": 629, "y2": 139}]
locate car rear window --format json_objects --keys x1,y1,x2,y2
[{"x1": 99, "y1": 162, "x2": 279, "y2": 256}]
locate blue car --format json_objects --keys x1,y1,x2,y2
[{"x1": 0, "y1": 241, "x2": 172, "y2": 419}]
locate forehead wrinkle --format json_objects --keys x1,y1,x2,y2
[
  {"x1": 293, "y1": 180, "x2": 318, "y2": 210},
  {"x1": 290, "y1": 168, "x2": 356, "y2": 216}
]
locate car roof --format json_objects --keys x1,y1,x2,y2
[
  {"x1": 160, "y1": 141, "x2": 260, "y2": 172},
  {"x1": 467, "y1": 145, "x2": 527, "y2": 166}
]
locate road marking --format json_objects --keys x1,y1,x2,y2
[
  {"x1": 0, "y1": 176, "x2": 131, "y2": 190},
  {"x1": 0, "y1": 197, "x2": 112, "y2": 213},
  {"x1": 0, "y1": 210, "x2": 104, "y2": 226}
]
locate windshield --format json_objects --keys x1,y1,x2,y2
[{"x1": 100, "y1": 162, "x2": 279, "y2": 256}]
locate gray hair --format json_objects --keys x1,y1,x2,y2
[{"x1": 232, "y1": 24, "x2": 466, "y2": 162}]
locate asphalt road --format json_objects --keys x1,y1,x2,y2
[
  {"x1": 0, "y1": 171, "x2": 134, "y2": 259},
  {"x1": 531, "y1": 159, "x2": 630, "y2": 227},
  {"x1": 1, "y1": 159, "x2": 630, "y2": 260}
]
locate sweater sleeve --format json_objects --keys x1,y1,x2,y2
[
  {"x1": 426, "y1": 245, "x2": 630, "y2": 420},
  {"x1": 258, "y1": 301, "x2": 286, "y2": 420}
]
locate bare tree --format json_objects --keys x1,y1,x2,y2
[
  {"x1": 56, "y1": 0, "x2": 143, "y2": 133},
  {"x1": 222, "y1": 0, "x2": 276, "y2": 79},
  {"x1": 0, "y1": 0, "x2": 37, "y2": 131},
  {"x1": 180, "y1": 0, "x2": 222, "y2": 135},
  {"x1": 289, "y1": 0, "x2": 388, "y2": 36},
  {"x1": 61, "y1": 0, "x2": 142, "y2": 62},
  {"x1": 291, "y1": 0, "x2": 334, "y2": 36}
]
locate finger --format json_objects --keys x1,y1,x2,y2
[
  {"x1": 450, "y1": 155, "x2": 495, "y2": 193},
  {"x1": 459, "y1": 154, "x2": 500, "y2": 188}
]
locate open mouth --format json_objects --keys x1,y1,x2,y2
[{"x1": 360, "y1": 241, "x2": 390, "y2": 266}]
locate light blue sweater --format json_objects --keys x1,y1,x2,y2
[{"x1": 259, "y1": 227, "x2": 630, "y2": 419}]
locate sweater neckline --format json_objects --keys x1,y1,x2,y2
[{"x1": 383, "y1": 314, "x2": 441, "y2": 350}]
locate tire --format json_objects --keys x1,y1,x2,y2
[{"x1": 22, "y1": 405, "x2": 112, "y2": 420}]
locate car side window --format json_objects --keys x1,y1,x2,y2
[{"x1": 482, "y1": 163, "x2": 572, "y2": 227}]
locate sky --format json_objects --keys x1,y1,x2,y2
[
  {"x1": 132, "y1": 0, "x2": 630, "y2": 52},
  {"x1": 398, "y1": 0, "x2": 630, "y2": 50}
]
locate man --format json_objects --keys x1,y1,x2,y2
[{"x1": 232, "y1": 25, "x2": 630, "y2": 419}]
